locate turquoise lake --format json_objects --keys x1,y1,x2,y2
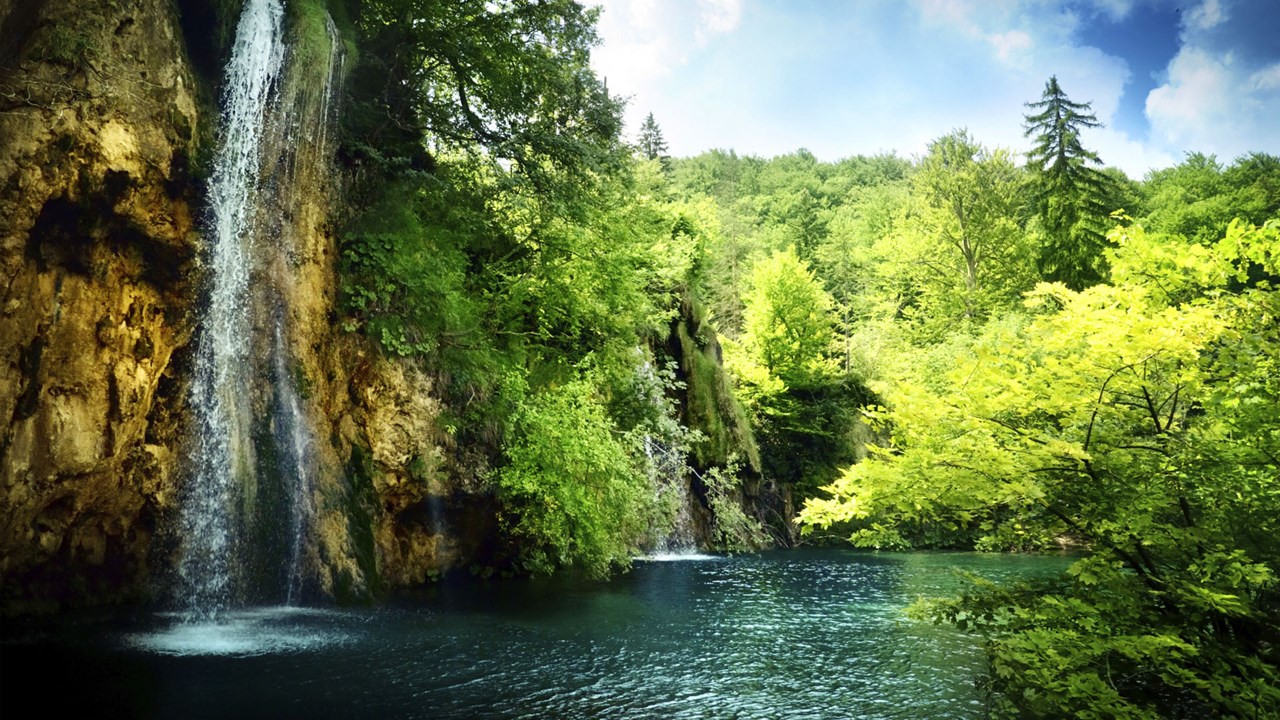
[{"x1": 1, "y1": 549, "x2": 1070, "y2": 719}]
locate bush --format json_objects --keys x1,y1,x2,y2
[{"x1": 495, "y1": 375, "x2": 651, "y2": 577}]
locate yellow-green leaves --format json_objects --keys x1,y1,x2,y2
[
  {"x1": 738, "y1": 247, "x2": 836, "y2": 384},
  {"x1": 496, "y1": 375, "x2": 650, "y2": 578},
  {"x1": 802, "y1": 221, "x2": 1280, "y2": 716}
]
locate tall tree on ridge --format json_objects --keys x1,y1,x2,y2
[
  {"x1": 637, "y1": 112, "x2": 670, "y2": 164},
  {"x1": 1024, "y1": 76, "x2": 1112, "y2": 290}
]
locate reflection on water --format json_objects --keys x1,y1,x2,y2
[{"x1": 1, "y1": 550, "x2": 1068, "y2": 719}]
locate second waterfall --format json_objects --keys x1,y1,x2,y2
[{"x1": 176, "y1": 0, "x2": 343, "y2": 618}]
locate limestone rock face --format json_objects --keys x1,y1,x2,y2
[
  {"x1": 0, "y1": 0, "x2": 201, "y2": 612},
  {"x1": 336, "y1": 351, "x2": 496, "y2": 588}
]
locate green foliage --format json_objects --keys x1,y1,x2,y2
[
  {"x1": 1143, "y1": 152, "x2": 1280, "y2": 244},
  {"x1": 1024, "y1": 76, "x2": 1114, "y2": 289},
  {"x1": 345, "y1": 0, "x2": 624, "y2": 205},
  {"x1": 334, "y1": 0, "x2": 773, "y2": 578},
  {"x1": 339, "y1": 175, "x2": 499, "y2": 392},
  {"x1": 802, "y1": 220, "x2": 1280, "y2": 716},
  {"x1": 737, "y1": 247, "x2": 835, "y2": 383},
  {"x1": 891, "y1": 130, "x2": 1034, "y2": 338},
  {"x1": 495, "y1": 373, "x2": 651, "y2": 577},
  {"x1": 289, "y1": 0, "x2": 342, "y2": 76},
  {"x1": 720, "y1": 247, "x2": 874, "y2": 499},
  {"x1": 700, "y1": 457, "x2": 771, "y2": 552}
]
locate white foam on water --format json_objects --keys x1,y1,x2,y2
[
  {"x1": 126, "y1": 607, "x2": 353, "y2": 657},
  {"x1": 636, "y1": 552, "x2": 722, "y2": 562}
]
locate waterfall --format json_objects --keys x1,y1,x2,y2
[
  {"x1": 645, "y1": 434, "x2": 699, "y2": 553},
  {"x1": 270, "y1": 312, "x2": 315, "y2": 606},
  {"x1": 178, "y1": 0, "x2": 285, "y2": 618},
  {"x1": 637, "y1": 357, "x2": 701, "y2": 554}
]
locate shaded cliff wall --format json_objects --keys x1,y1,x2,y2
[
  {"x1": 0, "y1": 0, "x2": 202, "y2": 612},
  {"x1": 664, "y1": 289, "x2": 797, "y2": 546}
]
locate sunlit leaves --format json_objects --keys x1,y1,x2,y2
[
  {"x1": 496, "y1": 374, "x2": 650, "y2": 577},
  {"x1": 801, "y1": 221, "x2": 1280, "y2": 716},
  {"x1": 736, "y1": 247, "x2": 836, "y2": 384}
]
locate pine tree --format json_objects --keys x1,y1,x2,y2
[
  {"x1": 637, "y1": 112, "x2": 669, "y2": 162},
  {"x1": 1024, "y1": 76, "x2": 1112, "y2": 289}
]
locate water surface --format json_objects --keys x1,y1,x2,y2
[{"x1": 1, "y1": 550, "x2": 1068, "y2": 719}]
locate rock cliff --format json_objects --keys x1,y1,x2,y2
[
  {"x1": 0, "y1": 0, "x2": 201, "y2": 612},
  {"x1": 0, "y1": 0, "x2": 470, "y2": 613}
]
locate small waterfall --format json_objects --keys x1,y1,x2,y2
[
  {"x1": 637, "y1": 357, "x2": 701, "y2": 554},
  {"x1": 178, "y1": 0, "x2": 285, "y2": 618},
  {"x1": 270, "y1": 313, "x2": 315, "y2": 606},
  {"x1": 316, "y1": 14, "x2": 344, "y2": 160},
  {"x1": 645, "y1": 435, "x2": 699, "y2": 553}
]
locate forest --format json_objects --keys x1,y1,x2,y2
[
  {"x1": 333, "y1": 1, "x2": 1280, "y2": 716},
  {"x1": 0, "y1": 0, "x2": 1277, "y2": 716}
]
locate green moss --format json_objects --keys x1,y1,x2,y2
[
  {"x1": 38, "y1": 26, "x2": 97, "y2": 68},
  {"x1": 338, "y1": 443, "x2": 381, "y2": 601},
  {"x1": 287, "y1": 0, "x2": 342, "y2": 81},
  {"x1": 673, "y1": 293, "x2": 760, "y2": 473},
  {"x1": 407, "y1": 454, "x2": 434, "y2": 485}
]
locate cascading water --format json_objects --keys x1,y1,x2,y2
[
  {"x1": 645, "y1": 434, "x2": 699, "y2": 553},
  {"x1": 270, "y1": 313, "x2": 314, "y2": 606},
  {"x1": 636, "y1": 357, "x2": 701, "y2": 554},
  {"x1": 177, "y1": 0, "x2": 285, "y2": 618}
]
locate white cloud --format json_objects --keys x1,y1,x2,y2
[
  {"x1": 988, "y1": 30, "x2": 1033, "y2": 64},
  {"x1": 695, "y1": 0, "x2": 742, "y2": 44},
  {"x1": 897, "y1": 2, "x2": 1144, "y2": 171},
  {"x1": 1145, "y1": 17, "x2": 1280, "y2": 161},
  {"x1": 591, "y1": 0, "x2": 748, "y2": 148},
  {"x1": 1186, "y1": 0, "x2": 1227, "y2": 32},
  {"x1": 1146, "y1": 48, "x2": 1233, "y2": 141},
  {"x1": 916, "y1": 0, "x2": 984, "y2": 36},
  {"x1": 589, "y1": 0, "x2": 1273, "y2": 178},
  {"x1": 1251, "y1": 63, "x2": 1280, "y2": 91},
  {"x1": 1087, "y1": 127, "x2": 1177, "y2": 180},
  {"x1": 1086, "y1": 0, "x2": 1136, "y2": 22}
]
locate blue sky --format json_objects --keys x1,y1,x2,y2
[{"x1": 590, "y1": 0, "x2": 1280, "y2": 178}]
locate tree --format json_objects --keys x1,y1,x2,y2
[
  {"x1": 1024, "y1": 76, "x2": 1113, "y2": 289},
  {"x1": 879, "y1": 130, "x2": 1033, "y2": 339},
  {"x1": 801, "y1": 221, "x2": 1280, "y2": 717},
  {"x1": 1143, "y1": 152, "x2": 1280, "y2": 244},
  {"x1": 497, "y1": 375, "x2": 651, "y2": 577},
  {"x1": 346, "y1": 0, "x2": 625, "y2": 204},
  {"x1": 814, "y1": 181, "x2": 910, "y2": 373},
  {"x1": 737, "y1": 247, "x2": 835, "y2": 384},
  {"x1": 637, "y1": 111, "x2": 669, "y2": 162},
  {"x1": 727, "y1": 247, "x2": 868, "y2": 500}
]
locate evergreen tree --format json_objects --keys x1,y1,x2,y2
[
  {"x1": 637, "y1": 112, "x2": 669, "y2": 162},
  {"x1": 1024, "y1": 76, "x2": 1112, "y2": 289}
]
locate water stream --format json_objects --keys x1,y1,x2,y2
[
  {"x1": 270, "y1": 312, "x2": 314, "y2": 606},
  {"x1": 178, "y1": 0, "x2": 286, "y2": 618},
  {"x1": 644, "y1": 434, "x2": 700, "y2": 554}
]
